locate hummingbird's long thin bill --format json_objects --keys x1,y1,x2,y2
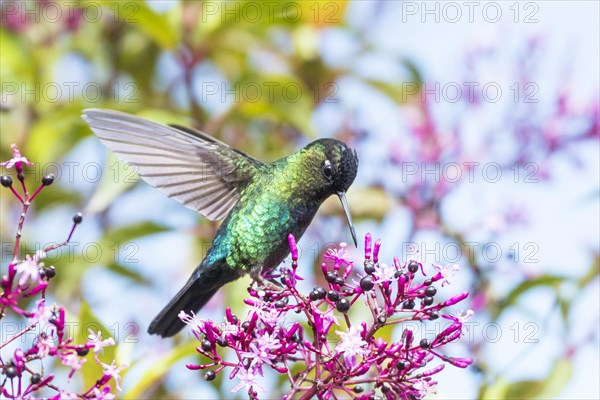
[{"x1": 337, "y1": 191, "x2": 358, "y2": 247}]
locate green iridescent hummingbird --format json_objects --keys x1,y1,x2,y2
[{"x1": 83, "y1": 109, "x2": 358, "y2": 337}]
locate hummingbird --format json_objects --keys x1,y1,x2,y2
[{"x1": 82, "y1": 109, "x2": 358, "y2": 337}]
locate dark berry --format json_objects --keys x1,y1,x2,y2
[
  {"x1": 201, "y1": 339, "x2": 213, "y2": 352},
  {"x1": 353, "y1": 385, "x2": 364, "y2": 393},
  {"x1": 360, "y1": 276, "x2": 375, "y2": 291},
  {"x1": 403, "y1": 299, "x2": 415, "y2": 309},
  {"x1": 1, "y1": 175, "x2": 12, "y2": 187},
  {"x1": 395, "y1": 272, "x2": 409, "y2": 281},
  {"x1": 17, "y1": 172, "x2": 24, "y2": 182},
  {"x1": 274, "y1": 300, "x2": 285, "y2": 308},
  {"x1": 343, "y1": 288, "x2": 354, "y2": 296},
  {"x1": 241, "y1": 321, "x2": 250, "y2": 330},
  {"x1": 326, "y1": 271, "x2": 337, "y2": 283},
  {"x1": 336, "y1": 298, "x2": 351, "y2": 312},
  {"x1": 72, "y1": 212, "x2": 83, "y2": 224},
  {"x1": 415, "y1": 289, "x2": 425, "y2": 297},
  {"x1": 381, "y1": 385, "x2": 390, "y2": 393},
  {"x1": 203, "y1": 370, "x2": 216, "y2": 381},
  {"x1": 397, "y1": 360, "x2": 407, "y2": 370},
  {"x1": 231, "y1": 315, "x2": 239, "y2": 324},
  {"x1": 424, "y1": 279, "x2": 432, "y2": 286},
  {"x1": 425, "y1": 286, "x2": 437, "y2": 296},
  {"x1": 408, "y1": 261, "x2": 419, "y2": 273},
  {"x1": 44, "y1": 266, "x2": 56, "y2": 279},
  {"x1": 309, "y1": 290, "x2": 319, "y2": 301},
  {"x1": 216, "y1": 337, "x2": 228, "y2": 347},
  {"x1": 429, "y1": 311, "x2": 440, "y2": 320},
  {"x1": 327, "y1": 290, "x2": 339, "y2": 302},
  {"x1": 314, "y1": 287, "x2": 326, "y2": 300},
  {"x1": 335, "y1": 277, "x2": 345, "y2": 285},
  {"x1": 42, "y1": 174, "x2": 55, "y2": 186},
  {"x1": 377, "y1": 315, "x2": 386, "y2": 324},
  {"x1": 263, "y1": 293, "x2": 273, "y2": 302},
  {"x1": 30, "y1": 373, "x2": 41, "y2": 384},
  {"x1": 419, "y1": 338, "x2": 430, "y2": 349},
  {"x1": 76, "y1": 347, "x2": 89, "y2": 356},
  {"x1": 280, "y1": 275, "x2": 287, "y2": 285},
  {"x1": 5, "y1": 365, "x2": 17, "y2": 378},
  {"x1": 423, "y1": 296, "x2": 434, "y2": 306},
  {"x1": 364, "y1": 261, "x2": 376, "y2": 274}
]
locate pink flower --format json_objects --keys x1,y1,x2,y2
[
  {"x1": 413, "y1": 379, "x2": 437, "y2": 397},
  {"x1": 62, "y1": 352, "x2": 86, "y2": 379},
  {"x1": 372, "y1": 262, "x2": 398, "y2": 283},
  {"x1": 231, "y1": 367, "x2": 264, "y2": 393},
  {"x1": 90, "y1": 387, "x2": 115, "y2": 400},
  {"x1": 434, "y1": 263, "x2": 460, "y2": 286},
  {"x1": 16, "y1": 253, "x2": 44, "y2": 286},
  {"x1": 87, "y1": 329, "x2": 116, "y2": 360},
  {"x1": 31, "y1": 300, "x2": 53, "y2": 327},
  {"x1": 37, "y1": 333, "x2": 55, "y2": 358},
  {"x1": 101, "y1": 360, "x2": 127, "y2": 391},
  {"x1": 335, "y1": 326, "x2": 369, "y2": 368},
  {"x1": 1, "y1": 144, "x2": 34, "y2": 170}
]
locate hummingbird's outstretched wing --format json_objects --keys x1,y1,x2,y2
[{"x1": 82, "y1": 109, "x2": 261, "y2": 221}]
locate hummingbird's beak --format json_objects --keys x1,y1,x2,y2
[{"x1": 337, "y1": 191, "x2": 357, "y2": 247}]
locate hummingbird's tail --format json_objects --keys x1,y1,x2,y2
[{"x1": 147, "y1": 275, "x2": 219, "y2": 338}]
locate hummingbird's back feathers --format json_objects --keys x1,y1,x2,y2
[{"x1": 82, "y1": 109, "x2": 261, "y2": 221}]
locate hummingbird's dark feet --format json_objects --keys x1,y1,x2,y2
[
  {"x1": 250, "y1": 267, "x2": 284, "y2": 291},
  {"x1": 252, "y1": 276, "x2": 284, "y2": 292}
]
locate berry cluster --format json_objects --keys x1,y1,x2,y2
[{"x1": 183, "y1": 233, "x2": 473, "y2": 399}]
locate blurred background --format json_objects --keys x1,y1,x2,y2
[{"x1": 1, "y1": 0, "x2": 598, "y2": 398}]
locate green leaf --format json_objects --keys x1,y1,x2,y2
[
  {"x1": 505, "y1": 358, "x2": 572, "y2": 399},
  {"x1": 233, "y1": 74, "x2": 317, "y2": 137},
  {"x1": 101, "y1": 221, "x2": 170, "y2": 246},
  {"x1": 478, "y1": 377, "x2": 509, "y2": 400},
  {"x1": 578, "y1": 254, "x2": 599, "y2": 288},
  {"x1": 26, "y1": 105, "x2": 89, "y2": 168},
  {"x1": 0, "y1": 28, "x2": 34, "y2": 83},
  {"x1": 107, "y1": 261, "x2": 151, "y2": 285},
  {"x1": 493, "y1": 275, "x2": 565, "y2": 318},
  {"x1": 123, "y1": 341, "x2": 198, "y2": 398},
  {"x1": 77, "y1": 300, "x2": 119, "y2": 391},
  {"x1": 93, "y1": 0, "x2": 179, "y2": 49},
  {"x1": 85, "y1": 153, "x2": 137, "y2": 214}
]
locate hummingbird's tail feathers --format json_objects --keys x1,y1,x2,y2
[
  {"x1": 147, "y1": 276, "x2": 219, "y2": 337},
  {"x1": 82, "y1": 108, "x2": 261, "y2": 221}
]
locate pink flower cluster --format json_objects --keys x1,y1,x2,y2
[
  {"x1": 1, "y1": 145, "x2": 126, "y2": 399},
  {"x1": 183, "y1": 234, "x2": 473, "y2": 399}
]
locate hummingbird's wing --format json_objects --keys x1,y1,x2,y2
[{"x1": 82, "y1": 109, "x2": 261, "y2": 221}]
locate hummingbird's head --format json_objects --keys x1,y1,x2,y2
[
  {"x1": 310, "y1": 139, "x2": 359, "y2": 193},
  {"x1": 304, "y1": 139, "x2": 359, "y2": 246}
]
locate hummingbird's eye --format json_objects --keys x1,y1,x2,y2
[{"x1": 323, "y1": 160, "x2": 333, "y2": 179}]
